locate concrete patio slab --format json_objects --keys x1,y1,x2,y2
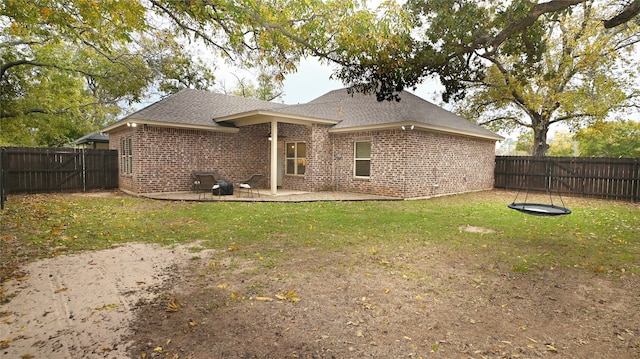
[{"x1": 136, "y1": 189, "x2": 400, "y2": 202}]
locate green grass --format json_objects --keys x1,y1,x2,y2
[{"x1": 1, "y1": 191, "x2": 639, "y2": 280}]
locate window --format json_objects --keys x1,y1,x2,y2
[
  {"x1": 120, "y1": 137, "x2": 133, "y2": 174},
  {"x1": 286, "y1": 142, "x2": 306, "y2": 175},
  {"x1": 354, "y1": 141, "x2": 371, "y2": 178}
]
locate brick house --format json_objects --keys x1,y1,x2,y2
[{"x1": 103, "y1": 88, "x2": 503, "y2": 199}]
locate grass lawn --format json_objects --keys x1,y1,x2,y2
[
  {"x1": 2, "y1": 190, "x2": 639, "y2": 358},
  {"x1": 1, "y1": 190, "x2": 638, "y2": 279}
]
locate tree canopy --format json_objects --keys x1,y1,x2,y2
[
  {"x1": 333, "y1": 0, "x2": 640, "y2": 103},
  {"x1": 1, "y1": 0, "x2": 220, "y2": 146},
  {"x1": 451, "y1": 1, "x2": 639, "y2": 156},
  {"x1": 576, "y1": 120, "x2": 640, "y2": 157},
  {"x1": 2, "y1": 0, "x2": 366, "y2": 146},
  {"x1": 3, "y1": 0, "x2": 639, "y2": 148}
]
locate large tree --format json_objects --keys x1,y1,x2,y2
[
  {"x1": 333, "y1": 0, "x2": 640, "y2": 103},
  {"x1": 1, "y1": 0, "x2": 386, "y2": 146},
  {"x1": 453, "y1": 1, "x2": 639, "y2": 156},
  {"x1": 1, "y1": 1, "x2": 218, "y2": 146}
]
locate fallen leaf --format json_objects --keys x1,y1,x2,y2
[
  {"x1": 54, "y1": 287, "x2": 68, "y2": 293},
  {"x1": 228, "y1": 245, "x2": 239, "y2": 251},
  {"x1": 546, "y1": 344, "x2": 558, "y2": 352},
  {"x1": 140, "y1": 353, "x2": 147, "y2": 359},
  {"x1": 20, "y1": 354, "x2": 34, "y2": 359},
  {"x1": 255, "y1": 296, "x2": 274, "y2": 302},
  {"x1": 166, "y1": 298, "x2": 181, "y2": 312},
  {"x1": 153, "y1": 346, "x2": 163, "y2": 352},
  {"x1": 100, "y1": 346, "x2": 112, "y2": 352},
  {"x1": 0, "y1": 339, "x2": 10, "y2": 349},
  {"x1": 95, "y1": 303, "x2": 121, "y2": 311},
  {"x1": 275, "y1": 290, "x2": 300, "y2": 302}
]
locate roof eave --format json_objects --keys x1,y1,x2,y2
[
  {"x1": 328, "y1": 122, "x2": 504, "y2": 141},
  {"x1": 215, "y1": 110, "x2": 340, "y2": 126},
  {"x1": 102, "y1": 119, "x2": 238, "y2": 133}
]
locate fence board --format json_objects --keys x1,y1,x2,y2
[
  {"x1": 495, "y1": 156, "x2": 640, "y2": 202},
  {"x1": 1, "y1": 147, "x2": 118, "y2": 195}
]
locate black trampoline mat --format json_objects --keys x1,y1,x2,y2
[{"x1": 508, "y1": 203, "x2": 572, "y2": 216}]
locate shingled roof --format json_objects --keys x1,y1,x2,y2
[
  {"x1": 103, "y1": 89, "x2": 285, "y2": 131},
  {"x1": 275, "y1": 89, "x2": 502, "y2": 140},
  {"x1": 104, "y1": 88, "x2": 501, "y2": 141}
]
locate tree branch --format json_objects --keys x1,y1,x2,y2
[
  {"x1": 603, "y1": 0, "x2": 640, "y2": 28},
  {"x1": 479, "y1": 115, "x2": 528, "y2": 128},
  {"x1": 549, "y1": 113, "x2": 593, "y2": 124},
  {"x1": 147, "y1": 0, "x2": 235, "y2": 59},
  {"x1": 1, "y1": 60, "x2": 105, "y2": 84},
  {"x1": 482, "y1": 0, "x2": 585, "y2": 51}
]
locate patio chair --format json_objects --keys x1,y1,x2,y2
[
  {"x1": 237, "y1": 174, "x2": 264, "y2": 198},
  {"x1": 194, "y1": 173, "x2": 217, "y2": 199},
  {"x1": 192, "y1": 170, "x2": 223, "y2": 199}
]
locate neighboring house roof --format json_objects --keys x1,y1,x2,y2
[
  {"x1": 103, "y1": 88, "x2": 502, "y2": 141},
  {"x1": 74, "y1": 131, "x2": 109, "y2": 144}
]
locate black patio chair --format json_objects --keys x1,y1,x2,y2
[
  {"x1": 237, "y1": 174, "x2": 264, "y2": 198},
  {"x1": 192, "y1": 170, "x2": 224, "y2": 199}
]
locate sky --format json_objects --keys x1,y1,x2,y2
[{"x1": 215, "y1": 57, "x2": 448, "y2": 107}]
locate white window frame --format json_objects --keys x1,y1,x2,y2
[
  {"x1": 120, "y1": 136, "x2": 133, "y2": 174},
  {"x1": 285, "y1": 142, "x2": 306, "y2": 176},
  {"x1": 354, "y1": 141, "x2": 371, "y2": 178}
]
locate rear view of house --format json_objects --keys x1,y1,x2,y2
[{"x1": 102, "y1": 88, "x2": 503, "y2": 199}]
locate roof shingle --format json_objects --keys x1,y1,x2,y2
[{"x1": 106, "y1": 88, "x2": 501, "y2": 140}]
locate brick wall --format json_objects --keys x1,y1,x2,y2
[
  {"x1": 109, "y1": 123, "x2": 496, "y2": 198},
  {"x1": 331, "y1": 129, "x2": 496, "y2": 198},
  {"x1": 110, "y1": 125, "x2": 242, "y2": 193},
  {"x1": 278, "y1": 123, "x2": 312, "y2": 191}
]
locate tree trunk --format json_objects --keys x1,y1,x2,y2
[{"x1": 532, "y1": 121, "x2": 550, "y2": 158}]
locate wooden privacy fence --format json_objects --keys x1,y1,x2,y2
[
  {"x1": 1, "y1": 147, "x2": 118, "y2": 197},
  {"x1": 495, "y1": 156, "x2": 640, "y2": 202}
]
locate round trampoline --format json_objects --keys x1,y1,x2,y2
[{"x1": 508, "y1": 202, "x2": 572, "y2": 216}]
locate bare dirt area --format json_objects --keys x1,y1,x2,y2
[
  {"x1": 1, "y1": 214, "x2": 638, "y2": 358},
  {"x1": 0, "y1": 243, "x2": 211, "y2": 359},
  {"x1": 126, "y1": 245, "x2": 640, "y2": 359}
]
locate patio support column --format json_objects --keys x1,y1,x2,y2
[{"x1": 270, "y1": 120, "x2": 278, "y2": 195}]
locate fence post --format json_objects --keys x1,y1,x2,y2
[
  {"x1": 634, "y1": 159, "x2": 639, "y2": 202},
  {"x1": 81, "y1": 148, "x2": 86, "y2": 192},
  {"x1": 1, "y1": 147, "x2": 5, "y2": 210}
]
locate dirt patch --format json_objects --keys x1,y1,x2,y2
[
  {"x1": 0, "y1": 243, "x2": 214, "y2": 359},
  {"x1": 458, "y1": 225, "x2": 497, "y2": 234},
  {"x1": 127, "y1": 246, "x2": 640, "y2": 359},
  {"x1": 1, "y1": 243, "x2": 638, "y2": 359}
]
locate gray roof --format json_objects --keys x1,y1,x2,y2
[
  {"x1": 110, "y1": 89, "x2": 285, "y2": 129},
  {"x1": 104, "y1": 88, "x2": 501, "y2": 140},
  {"x1": 74, "y1": 131, "x2": 109, "y2": 144},
  {"x1": 284, "y1": 89, "x2": 501, "y2": 139}
]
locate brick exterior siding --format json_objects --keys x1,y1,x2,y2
[
  {"x1": 110, "y1": 123, "x2": 496, "y2": 198},
  {"x1": 332, "y1": 129, "x2": 496, "y2": 198}
]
